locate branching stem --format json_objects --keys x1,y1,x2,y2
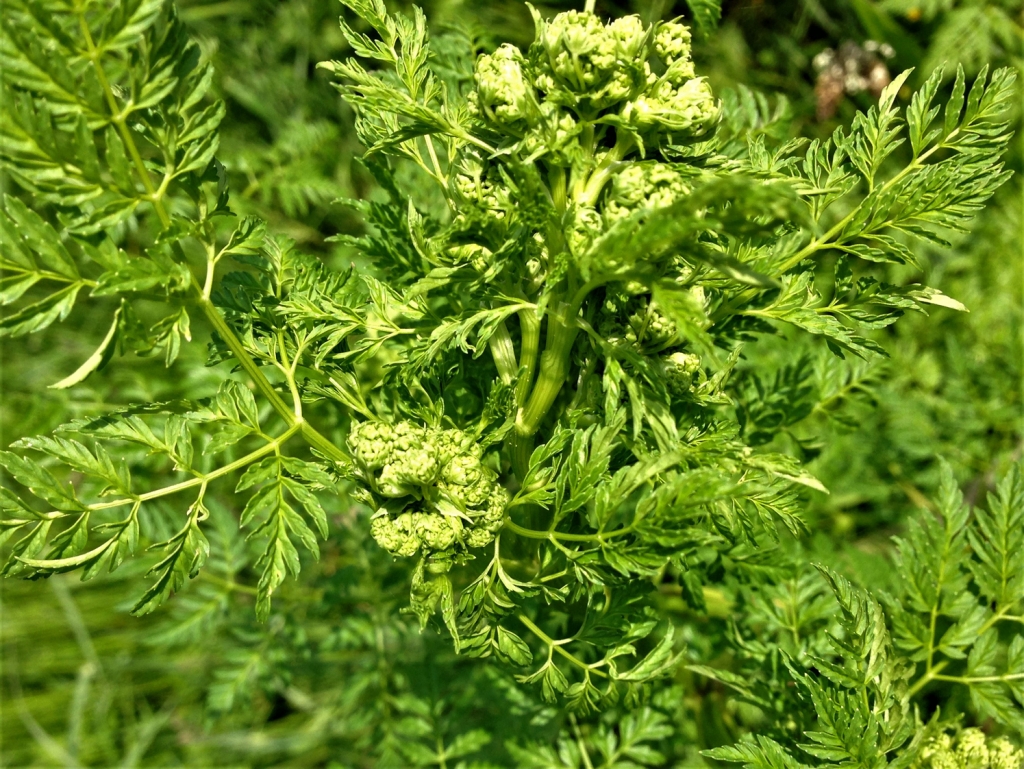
[
  {"x1": 713, "y1": 135, "x2": 955, "y2": 327},
  {"x1": 77, "y1": 10, "x2": 170, "y2": 229},
  {"x1": 504, "y1": 518, "x2": 632, "y2": 543},
  {"x1": 29, "y1": 424, "x2": 302, "y2": 520},
  {"x1": 908, "y1": 601, "x2": 1019, "y2": 698},
  {"x1": 194, "y1": 292, "x2": 346, "y2": 463},
  {"x1": 517, "y1": 613, "x2": 608, "y2": 678},
  {"x1": 78, "y1": 2, "x2": 346, "y2": 465},
  {"x1": 777, "y1": 140, "x2": 946, "y2": 274}
]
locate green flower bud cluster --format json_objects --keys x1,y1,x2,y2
[
  {"x1": 622, "y1": 77, "x2": 717, "y2": 136},
  {"x1": 662, "y1": 351, "x2": 706, "y2": 396},
  {"x1": 917, "y1": 730, "x2": 1023, "y2": 769},
  {"x1": 370, "y1": 511, "x2": 458, "y2": 557},
  {"x1": 470, "y1": 11, "x2": 717, "y2": 148},
  {"x1": 474, "y1": 45, "x2": 536, "y2": 127},
  {"x1": 630, "y1": 307, "x2": 676, "y2": 346},
  {"x1": 604, "y1": 163, "x2": 693, "y2": 223},
  {"x1": 598, "y1": 288, "x2": 679, "y2": 351},
  {"x1": 452, "y1": 154, "x2": 510, "y2": 222},
  {"x1": 531, "y1": 12, "x2": 649, "y2": 111},
  {"x1": 349, "y1": 420, "x2": 443, "y2": 496},
  {"x1": 349, "y1": 421, "x2": 510, "y2": 557},
  {"x1": 654, "y1": 21, "x2": 694, "y2": 70},
  {"x1": 564, "y1": 163, "x2": 694, "y2": 255},
  {"x1": 460, "y1": 11, "x2": 717, "y2": 276},
  {"x1": 568, "y1": 205, "x2": 603, "y2": 253}
]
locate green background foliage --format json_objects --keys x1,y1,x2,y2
[{"x1": 1, "y1": 0, "x2": 1021, "y2": 766}]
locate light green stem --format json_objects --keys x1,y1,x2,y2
[
  {"x1": 488, "y1": 321, "x2": 518, "y2": 385},
  {"x1": 511, "y1": 308, "x2": 543, "y2": 479},
  {"x1": 196, "y1": 294, "x2": 346, "y2": 463},
  {"x1": 549, "y1": 165, "x2": 568, "y2": 213},
  {"x1": 511, "y1": 435, "x2": 535, "y2": 483},
  {"x1": 575, "y1": 133, "x2": 632, "y2": 207},
  {"x1": 517, "y1": 613, "x2": 608, "y2": 678},
  {"x1": 516, "y1": 302, "x2": 579, "y2": 437},
  {"x1": 504, "y1": 519, "x2": 632, "y2": 543},
  {"x1": 22, "y1": 424, "x2": 302, "y2": 522},
  {"x1": 81, "y1": 6, "x2": 345, "y2": 466},
  {"x1": 515, "y1": 309, "x2": 541, "y2": 406}
]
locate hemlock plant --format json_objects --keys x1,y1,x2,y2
[{"x1": 0, "y1": 0, "x2": 1021, "y2": 763}]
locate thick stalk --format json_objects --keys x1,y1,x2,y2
[
  {"x1": 515, "y1": 308, "x2": 541, "y2": 407},
  {"x1": 487, "y1": 321, "x2": 518, "y2": 385},
  {"x1": 511, "y1": 434, "x2": 534, "y2": 483},
  {"x1": 549, "y1": 165, "x2": 568, "y2": 213},
  {"x1": 516, "y1": 301, "x2": 579, "y2": 437},
  {"x1": 511, "y1": 309, "x2": 541, "y2": 480},
  {"x1": 575, "y1": 133, "x2": 632, "y2": 207}
]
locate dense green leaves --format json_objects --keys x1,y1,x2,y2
[
  {"x1": 0, "y1": 0, "x2": 1021, "y2": 765},
  {"x1": 700, "y1": 464, "x2": 1024, "y2": 764}
]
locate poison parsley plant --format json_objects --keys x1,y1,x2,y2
[{"x1": 0, "y1": 0, "x2": 1017, "y2": 748}]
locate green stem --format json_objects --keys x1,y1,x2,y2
[
  {"x1": 935, "y1": 671, "x2": 1024, "y2": 684},
  {"x1": 977, "y1": 603, "x2": 1014, "y2": 636},
  {"x1": 504, "y1": 518, "x2": 631, "y2": 543},
  {"x1": 0, "y1": 267, "x2": 96, "y2": 289},
  {"x1": 32, "y1": 424, "x2": 301, "y2": 519},
  {"x1": 511, "y1": 307, "x2": 542, "y2": 480},
  {"x1": 201, "y1": 572, "x2": 259, "y2": 596},
  {"x1": 511, "y1": 434, "x2": 534, "y2": 483},
  {"x1": 274, "y1": 330, "x2": 304, "y2": 418},
  {"x1": 576, "y1": 133, "x2": 632, "y2": 207},
  {"x1": 515, "y1": 308, "x2": 541, "y2": 407},
  {"x1": 194, "y1": 293, "x2": 346, "y2": 463},
  {"x1": 908, "y1": 658, "x2": 1024, "y2": 698},
  {"x1": 202, "y1": 239, "x2": 218, "y2": 299},
  {"x1": 517, "y1": 613, "x2": 608, "y2": 678},
  {"x1": 424, "y1": 135, "x2": 447, "y2": 186},
  {"x1": 516, "y1": 302, "x2": 579, "y2": 437},
  {"x1": 77, "y1": 12, "x2": 170, "y2": 229},
  {"x1": 549, "y1": 165, "x2": 568, "y2": 213},
  {"x1": 488, "y1": 321, "x2": 518, "y2": 385},
  {"x1": 197, "y1": 294, "x2": 292, "y2": 417}
]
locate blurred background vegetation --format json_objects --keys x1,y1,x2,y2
[{"x1": 1, "y1": 0, "x2": 1021, "y2": 765}]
